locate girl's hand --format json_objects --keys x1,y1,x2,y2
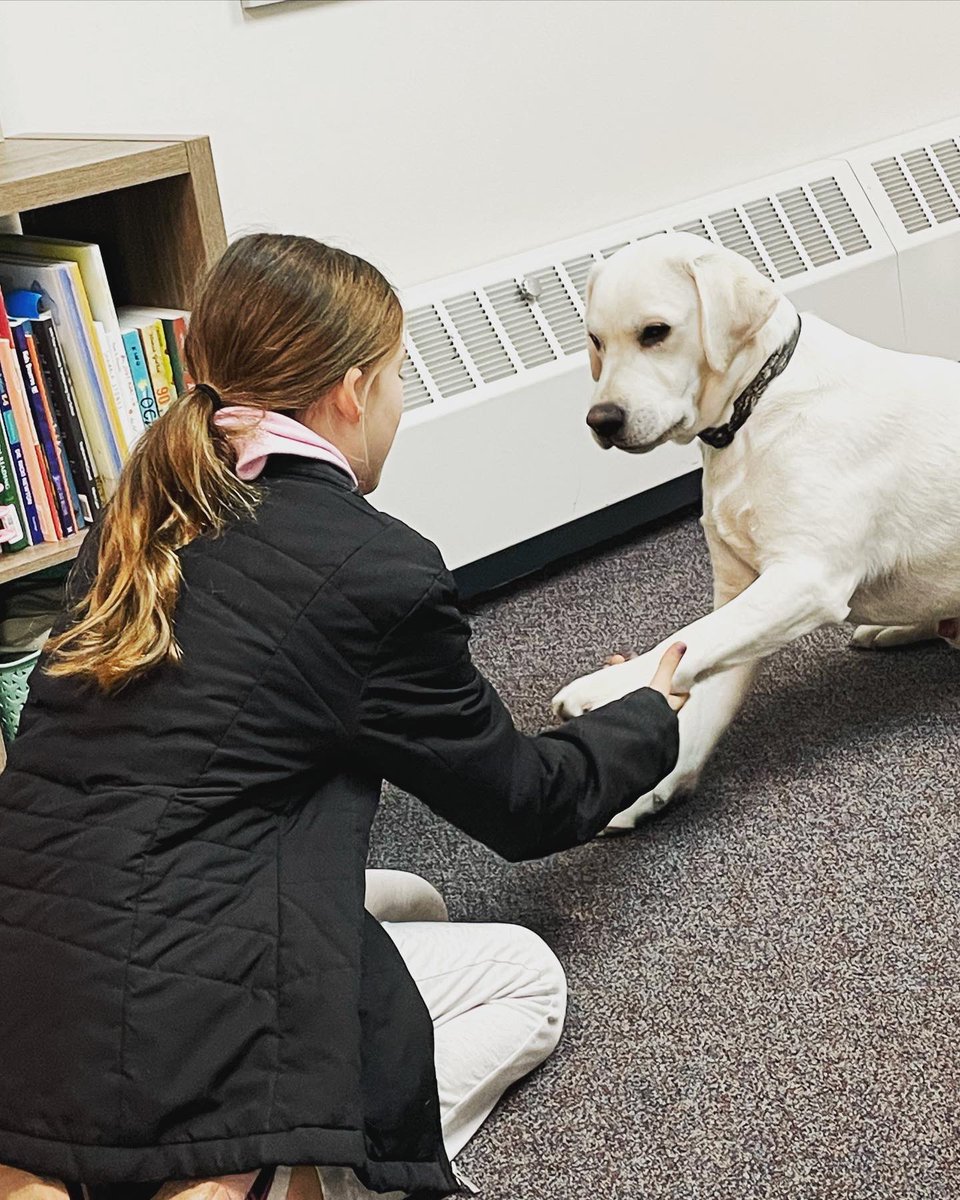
[
  {"x1": 648, "y1": 643, "x2": 688, "y2": 711},
  {"x1": 603, "y1": 643, "x2": 689, "y2": 712}
]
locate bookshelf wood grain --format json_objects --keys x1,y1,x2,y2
[
  {"x1": 0, "y1": 137, "x2": 190, "y2": 215},
  {"x1": 14, "y1": 134, "x2": 227, "y2": 309},
  {"x1": 0, "y1": 531, "x2": 87, "y2": 585},
  {"x1": 0, "y1": 132, "x2": 227, "y2": 585}
]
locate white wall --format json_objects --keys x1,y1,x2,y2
[{"x1": 1, "y1": 0, "x2": 959, "y2": 289}]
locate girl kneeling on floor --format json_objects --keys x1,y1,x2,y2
[{"x1": 0, "y1": 234, "x2": 686, "y2": 1200}]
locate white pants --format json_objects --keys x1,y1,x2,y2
[{"x1": 311, "y1": 871, "x2": 568, "y2": 1199}]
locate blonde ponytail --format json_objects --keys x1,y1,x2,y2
[{"x1": 45, "y1": 384, "x2": 258, "y2": 692}]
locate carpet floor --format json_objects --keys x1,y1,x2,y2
[{"x1": 367, "y1": 507, "x2": 959, "y2": 1200}]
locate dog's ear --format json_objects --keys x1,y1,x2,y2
[
  {"x1": 585, "y1": 261, "x2": 603, "y2": 381},
  {"x1": 587, "y1": 337, "x2": 602, "y2": 382},
  {"x1": 685, "y1": 250, "x2": 780, "y2": 375}
]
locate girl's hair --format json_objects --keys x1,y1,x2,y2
[{"x1": 45, "y1": 233, "x2": 404, "y2": 693}]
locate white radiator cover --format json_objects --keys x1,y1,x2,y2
[
  {"x1": 373, "y1": 119, "x2": 959, "y2": 573},
  {"x1": 845, "y1": 117, "x2": 960, "y2": 360}
]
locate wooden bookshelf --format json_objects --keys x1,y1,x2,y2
[{"x1": 0, "y1": 133, "x2": 228, "y2": 586}]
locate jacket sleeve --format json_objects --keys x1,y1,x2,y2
[{"x1": 355, "y1": 565, "x2": 680, "y2": 862}]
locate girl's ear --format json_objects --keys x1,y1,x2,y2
[{"x1": 329, "y1": 367, "x2": 365, "y2": 425}]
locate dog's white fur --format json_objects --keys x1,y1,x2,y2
[{"x1": 552, "y1": 232, "x2": 960, "y2": 828}]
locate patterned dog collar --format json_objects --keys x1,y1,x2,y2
[{"x1": 699, "y1": 316, "x2": 803, "y2": 449}]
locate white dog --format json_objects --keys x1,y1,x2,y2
[{"x1": 552, "y1": 231, "x2": 960, "y2": 829}]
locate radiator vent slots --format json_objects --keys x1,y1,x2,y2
[
  {"x1": 403, "y1": 172, "x2": 875, "y2": 408},
  {"x1": 674, "y1": 218, "x2": 711, "y2": 240},
  {"x1": 442, "y1": 291, "x2": 516, "y2": 385},
  {"x1": 562, "y1": 254, "x2": 596, "y2": 301},
  {"x1": 809, "y1": 177, "x2": 871, "y2": 254},
  {"x1": 535, "y1": 267, "x2": 585, "y2": 354},
  {"x1": 483, "y1": 279, "x2": 556, "y2": 370},
  {"x1": 405, "y1": 306, "x2": 474, "y2": 404},
  {"x1": 776, "y1": 187, "x2": 839, "y2": 266},
  {"x1": 874, "y1": 137, "x2": 960, "y2": 235},
  {"x1": 743, "y1": 198, "x2": 807, "y2": 278},
  {"x1": 399, "y1": 355, "x2": 432, "y2": 411},
  {"x1": 710, "y1": 208, "x2": 774, "y2": 280}
]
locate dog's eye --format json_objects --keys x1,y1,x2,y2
[
  {"x1": 639, "y1": 323, "x2": 671, "y2": 348},
  {"x1": 588, "y1": 333, "x2": 602, "y2": 352}
]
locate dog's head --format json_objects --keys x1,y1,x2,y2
[{"x1": 583, "y1": 231, "x2": 781, "y2": 452}]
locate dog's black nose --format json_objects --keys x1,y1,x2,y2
[{"x1": 586, "y1": 402, "x2": 625, "y2": 439}]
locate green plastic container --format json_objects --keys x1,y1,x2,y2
[{"x1": 0, "y1": 648, "x2": 41, "y2": 744}]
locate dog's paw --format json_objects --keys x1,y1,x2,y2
[
  {"x1": 553, "y1": 650, "x2": 660, "y2": 719},
  {"x1": 602, "y1": 790, "x2": 670, "y2": 834},
  {"x1": 551, "y1": 668, "x2": 630, "y2": 719},
  {"x1": 850, "y1": 622, "x2": 936, "y2": 650},
  {"x1": 850, "y1": 625, "x2": 887, "y2": 650},
  {"x1": 601, "y1": 770, "x2": 700, "y2": 835}
]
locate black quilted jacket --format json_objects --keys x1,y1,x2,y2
[{"x1": 0, "y1": 457, "x2": 679, "y2": 1197}]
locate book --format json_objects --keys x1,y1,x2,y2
[
  {"x1": 121, "y1": 329, "x2": 160, "y2": 427},
  {"x1": 93, "y1": 321, "x2": 140, "y2": 453},
  {"x1": 65, "y1": 272, "x2": 143, "y2": 453},
  {"x1": 163, "y1": 313, "x2": 192, "y2": 395},
  {"x1": 117, "y1": 311, "x2": 178, "y2": 412},
  {"x1": 0, "y1": 359, "x2": 30, "y2": 552},
  {"x1": 0, "y1": 255, "x2": 121, "y2": 492},
  {"x1": 120, "y1": 306, "x2": 192, "y2": 397},
  {"x1": 0, "y1": 234, "x2": 145, "y2": 456},
  {"x1": 6, "y1": 292, "x2": 90, "y2": 524},
  {"x1": 0, "y1": 288, "x2": 57, "y2": 543},
  {"x1": 9, "y1": 319, "x2": 73, "y2": 538},
  {"x1": 26, "y1": 307, "x2": 101, "y2": 523},
  {"x1": 51, "y1": 259, "x2": 136, "y2": 456},
  {"x1": 0, "y1": 234, "x2": 144, "y2": 453}
]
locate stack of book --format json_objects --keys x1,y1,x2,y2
[{"x1": 0, "y1": 234, "x2": 190, "y2": 556}]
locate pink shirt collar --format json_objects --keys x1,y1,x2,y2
[{"x1": 213, "y1": 407, "x2": 358, "y2": 489}]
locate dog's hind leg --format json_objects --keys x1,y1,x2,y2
[{"x1": 850, "y1": 621, "x2": 939, "y2": 649}]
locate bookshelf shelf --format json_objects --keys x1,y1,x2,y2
[
  {"x1": 0, "y1": 131, "x2": 227, "y2": 585},
  {"x1": 0, "y1": 530, "x2": 87, "y2": 585},
  {"x1": 0, "y1": 136, "x2": 190, "y2": 215}
]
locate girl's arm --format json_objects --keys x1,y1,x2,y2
[{"x1": 354, "y1": 566, "x2": 679, "y2": 862}]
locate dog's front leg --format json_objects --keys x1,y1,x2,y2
[
  {"x1": 552, "y1": 557, "x2": 854, "y2": 718},
  {"x1": 606, "y1": 529, "x2": 760, "y2": 828},
  {"x1": 607, "y1": 661, "x2": 761, "y2": 828}
]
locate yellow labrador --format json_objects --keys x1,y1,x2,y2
[{"x1": 553, "y1": 232, "x2": 960, "y2": 828}]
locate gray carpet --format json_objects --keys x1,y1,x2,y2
[{"x1": 367, "y1": 508, "x2": 960, "y2": 1200}]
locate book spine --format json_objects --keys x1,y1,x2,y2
[
  {"x1": 74, "y1": 281, "x2": 131, "y2": 458},
  {"x1": 0, "y1": 339, "x2": 49, "y2": 544},
  {"x1": 26, "y1": 324, "x2": 80, "y2": 533},
  {"x1": 54, "y1": 268, "x2": 123, "y2": 480},
  {"x1": 121, "y1": 329, "x2": 160, "y2": 426},
  {"x1": 29, "y1": 313, "x2": 86, "y2": 529},
  {"x1": 140, "y1": 321, "x2": 177, "y2": 412},
  {"x1": 31, "y1": 312, "x2": 101, "y2": 521},
  {"x1": 162, "y1": 316, "x2": 191, "y2": 396},
  {"x1": 11, "y1": 320, "x2": 69, "y2": 538},
  {"x1": 0, "y1": 357, "x2": 30, "y2": 552},
  {"x1": 94, "y1": 320, "x2": 144, "y2": 448},
  {"x1": 109, "y1": 328, "x2": 147, "y2": 445}
]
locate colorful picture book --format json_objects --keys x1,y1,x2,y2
[{"x1": 0, "y1": 234, "x2": 191, "y2": 555}]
